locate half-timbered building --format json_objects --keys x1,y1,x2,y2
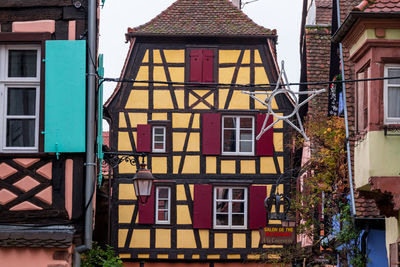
[
  {"x1": 0, "y1": 1, "x2": 99, "y2": 266},
  {"x1": 105, "y1": 0, "x2": 294, "y2": 266}
]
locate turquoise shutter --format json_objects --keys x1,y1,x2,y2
[{"x1": 44, "y1": 40, "x2": 86, "y2": 153}]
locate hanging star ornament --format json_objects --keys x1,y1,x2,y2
[{"x1": 242, "y1": 61, "x2": 325, "y2": 141}]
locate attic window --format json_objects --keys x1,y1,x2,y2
[{"x1": 189, "y1": 49, "x2": 214, "y2": 83}]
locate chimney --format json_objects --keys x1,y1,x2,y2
[{"x1": 231, "y1": 0, "x2": 241, "y2": 9}]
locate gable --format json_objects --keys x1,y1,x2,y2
[{"x1": 106, "y1": 42, "x2": 293, "y2": 114}]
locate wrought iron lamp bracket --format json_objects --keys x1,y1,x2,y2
[
  {"x1": 264, "y1": 172, "x2": 294, "y2": 223},
  {"x1": 103, "y1": 152, "x2": 146, "y2": 169}
]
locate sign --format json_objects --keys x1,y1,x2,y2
[{"x1": 259, "y1": 225, "x2": 296, "y2": 245}]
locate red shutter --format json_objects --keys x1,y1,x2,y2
[
  {"x1": 138, "y1": 185, "x2": 154, "y2": 224},
  {"x1": 202, "y1": 113, "x2": 221, "y2": 155},
  {"x1": 256, "y1": 114, "x2": 274, "y2": 156},
  {"x1": 249, "y1": 185, "x2": 267, "y2": 229},
  {"x1": 202, "y1": 49, "x2": 214, "y2": 83},
  {"x1": 190, "y1": 49, "x2": 203, "y2": 82},
  {"x1": 136, "y1": 124, "x2": 151, "y2": 152},
  {"x1": 193, "y1": 184, "x2": 212, "y2": 229}
]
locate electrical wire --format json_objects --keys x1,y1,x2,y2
[
  {"x1": 241, "y1": 0, "x2": 261, "y2": 9},
  {"x1": 99, "y1": 75, "x2": 400, "y2": 88}
]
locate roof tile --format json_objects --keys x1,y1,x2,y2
[
  {"x1": 354, "y1": 0, "x2": 400, "y2": 12},
  {"x1": 127, "y1": 0, "x2": 274, "y2": 37},
  {"x1": 354, "y1": 191, "x2": 383, "y2": 218}
]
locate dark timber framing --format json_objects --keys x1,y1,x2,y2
[{"x1": 106, "y1": 37, "x2": 294, "y2": 262}]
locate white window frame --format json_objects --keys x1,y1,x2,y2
[
  {"x1": 155, "y1": 186, "x2": 171, "y2": 224},
  {"x1": 221, "y1": 115, "x2": 254, "y2": 156},
  {"x1": 152, "y1": 126, "x2": 166, "y2": 153},
  {"x1": 0, "y1": 45, "x2": 41, "y2": 153},
  {"x1": 384, "y1": 64, "x2": 400, "y2": 124},
  {"x1": 213, "y1": 186, "x2": 247, "y2": 229}
]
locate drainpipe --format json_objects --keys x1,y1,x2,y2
[
  {"x1": 74, "y1": 0, "x2": 96, "y2": 265},
  {"x1": 336, "y1": 0, "x2": 356, "y2": 217},
  {"x1": 361, "y1": 227, "x2": 369, "y2": 261}
]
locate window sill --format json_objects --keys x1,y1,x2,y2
[
  {"x1": 155, "y1": 222, "x2": 170, "y2": 225},
  {"x1": 220, "y1": 155, "x2": 256, "y2": 160},
  {"x1": 213, "y1": 227, "x2": 248, "y2": 231},
  {"x1": 0, "y1": 148, "x2": 38, "y2": 154}
]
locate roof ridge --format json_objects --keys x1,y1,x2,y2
[
  {"x1": 353, "y1": 0, "x2": 376, "y2": 11},
  {"x1": 353, "y1": 0, "x2": 400, "y2": 12}
]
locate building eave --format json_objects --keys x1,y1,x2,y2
[
  {"x1": 332, "y1": 11, "x2": 400, "y2": 43},
  {"x1": 125, "y1": 32, "x2": 277, "y2": 42}
]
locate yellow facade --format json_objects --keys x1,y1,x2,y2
[
  {"x1": 214, "y1": 233, "x2": 227, "y2": 248},
  {"x1": 130, "y1": 229, "x2": 150, "y2": 248},
  {"x1": 155, "y1": 229, "x2": 171, "y2": 248},
  {"x1": 119, "y1": 184, "x2": 136, "y2": 200},
  {"x1": 177, "y1": 205, "x2": 192, "y2": 224},
  {"x1": 221, "y1": 160, "x2": 236, "y2": 174},
  {"x1": 199, "y1": 230, "x2": 209, "y2": 248},
  {"x1": 233, "y1": 233, "x2": 246, "y2": 248},
  {"x1": 151, "y1": 157, "x2": 167, "y2": 174},
  {"x1": 177, "y1": 230, "x2": 196, "y2": 248},
  {"x1": 118, "y1": 229, "x2": 128, "y2": 248},
  {"x1": 118, "y1": 205, "x2": 134, "y2": 223},
  {"x1": 112, "y1": 45, "x2": 291, "y2": 262}
]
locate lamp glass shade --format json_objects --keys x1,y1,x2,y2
[{"x1": 133, "y1": 164, "x2": 154, "y2": 204}]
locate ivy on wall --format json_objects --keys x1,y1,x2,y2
[{"x1": 264, "y1": 115, "x2": 367, "y2": 266}]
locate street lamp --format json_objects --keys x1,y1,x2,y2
[
  {"x1": 103, "y1": 152, "x2": 155, "y2": 204},
  {"x1": 133, "y1": 163, "x2": 155, "y2": 204}
]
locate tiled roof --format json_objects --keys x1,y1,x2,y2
[
  {"x1": 0, "y1": 227, "x2": 74, "y2": 248},
  {"x1": 354, "y1": 191, "x2": 382, "y2": 218},
  {"x1": 317, "y1": 0, "x2": 332, "y2": 8},
  {"x1": 354, "y1": 0, "x2": 400, "y2": 12},
  {"x1": 127, "y1": 0, "x2": 275, "y2": 37}
]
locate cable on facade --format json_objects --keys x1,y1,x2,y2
[{"x1": 99, "y1": 75, "x2": 400, "y2": 88}]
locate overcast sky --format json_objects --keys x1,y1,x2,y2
[{"x1": 99, "y1": 0, "x2": 302, "y2": 129}]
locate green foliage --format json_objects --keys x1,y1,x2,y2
[
  {"x1": 81, "y1": 242, "x2": 123, "y2": 267},
  {"x1": 293, "y1": 115, "x2": 348, "y2": 239},
  {"x1": 335, "y1": 203, "x2": 368, "y2": 267},
  {"x1": 283, "y1": 115, "x2": 368, "y2": 266}
]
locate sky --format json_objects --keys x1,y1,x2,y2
[{"x1": 99, "y1": 0, "x2": 303, "y2": 129}]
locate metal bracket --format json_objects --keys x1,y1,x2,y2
[{"x1": 384, "y1": 126, "x2": 400, "y2": 136}]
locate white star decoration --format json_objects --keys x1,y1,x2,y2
[{"x1": 242, "y1": 61, "x2": 325, "y2": 141}]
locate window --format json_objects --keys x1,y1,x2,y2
[
  {"x1": 152, "y1": 126, "x2": 166, "y2": 153},
  {"x1": 213, "y1": 187, "x2": 247, "y2": 229},
  {"x1": 155, "y1": 186, "x2": 171, "y2": 224},
  {"x1": 222, "y1": 116, "x2": 254, "y2": 155},
  {"x1": 0, "y1": 45, "x2": 41, "y2": 152},
  {"x1": 356, "y1": 68, "x2": 369, "y2": 131},
  {"x1": 384, "y1": 65, "x2": 400, "y2": 124},
  {"x1": 189, "y1": 49, "x2": 214, "y2": 83}
]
